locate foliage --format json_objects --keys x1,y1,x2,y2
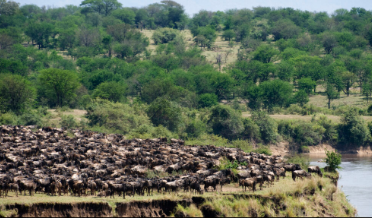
[
  {"x1": 208, "y1": 105, "x2": 244, "y2": 140},
  {"x1": 251, "y1": 111, "x2": 278, "y2": 144},
  {"x1": 293, "y1": 90, "x2": 309, "y2": 106},
  {"x1": 325, "y1": 150, "x2": 342, "y2": 172},
  {"x1": 152, "y1": 28, "x2": 178, "y2": 45},
  {"x1": 92, "y1": 81, "x2": 127, "y2": 102},
  {"x1": 253, "y1": 146, "x2": 272, "y2": 155},
  {"x1": 338, "y1": 108, "x2": 370, "y2": 146},
  {"x1": 85, "y1": 99, "x2": 151, "y2": 135},
  {"x1": 38, "y1": 68, "x2": 80, "y2": 107},
  {"x1": 60, "y1": 115, "x2": 77, "y2": 129},
  {"x1": 0, "y1": 74, "x2": 34, "y2": 114},
  {"x1": 198, "y1": 93, "x2": 218, "y2": 108},
  {"x1": 147, "y1": 97, "x2": 182, "y2": 132}
]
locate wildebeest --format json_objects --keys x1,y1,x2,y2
[
  {"x1": 239, "y1": 178, "x2": 257, "y2": 192},
  {"x1": 308, "y1": 166, "x2": 323, "y2": 177},
  {"x1": 292, "y1": 170, "x2": 311, "y2": 181}
]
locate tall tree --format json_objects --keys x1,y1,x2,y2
[
  {"x1": 38, "y1": 68, "x2": 80, "y2": 107},
  {"x1": 80, "y1": 0, "x2": 121, "y2": 16},
  {"x1": 0, "y1": 74, "x2": 34, "y2": 114}
]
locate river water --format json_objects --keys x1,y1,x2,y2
[{"x1": 309, "y1": 155, "x2": 372, "y2": 217}]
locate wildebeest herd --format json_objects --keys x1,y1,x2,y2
[{"x1": 0, "y1": 125, "x2": 322, "y2": 199}]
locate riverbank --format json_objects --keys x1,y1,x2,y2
[
  {"x1": 269, "y1": 142, "x2": 372, "y2": 156},
  {"x1": 0, "y1": 174, "x2": 355, "y2": 217}
]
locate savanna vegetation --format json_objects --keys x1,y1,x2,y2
[{"x1": 1, "y1": 0, "x2": 372, "y2": 152}]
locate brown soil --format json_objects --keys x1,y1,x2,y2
[
  {"x1": 115, "y1": 199, "x2": 191, "y2": 217},
  {"x1": 5, "y1": 202, "x2": 112, "y2": 217}
]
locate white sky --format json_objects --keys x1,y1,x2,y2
[{"x1": 15, "y1": 0, "x2": 372, "y2": 16}]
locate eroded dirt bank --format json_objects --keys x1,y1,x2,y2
[
  {"x1": 115, "y1": 199, "x2": 192, "y2": 217},
  {"x1": 5, "y1": 202, "x2": 112, "y2": 217},
  {"x1": 270, "y1": 142, "x2": 372, "y2": 156}
]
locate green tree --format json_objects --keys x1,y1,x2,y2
[
  {"x1": 293, "y1": 90, "x2": 309, "y2": 106},
  {"x1": 222, "y1": 29, "x2": 235, "y2": 41},
  {"x1": 208, "y1": 105, "x2": 244, "y2": 140},
  {"x1": 112, "y1": 8, "x2": 135, "y2": 24},
  {"x1": 340, "y1": 71, "x2": 356, "y2": 97},
  {"x1": 0, "y1": 0, "x2": 19, "y2": 16},
  {"x1": 259, "y1": 80, "x2": 293, "y2": 111},
  {"x1": 25, "y1": 22, "x2": 54, "y2": 49},
  {"x1": 252, "y1": 44, "x2": 278, "y2": 63},
  {"x1": 0, "y1": 74, "x2": 34, "y2": 114},
  {"x1": 38, "y1": 68, "x2": 80, "y2": 107},
  {"x1": 322, "y1": 32, "x2": 338, "y2": 54},
  {"x1": 92, "y1": 81, "x2": 127, "y2": 102},
  {"x1": 241, "y1": 118, "x2": 261, "y2": 141},
  {"x1": 338, "y1": 108, "x2": 370, "y2": 146},
  {"x1": 198, "y1": 93, "x2": 218, "y2": 108},
  {"x1": 147, "y1": 97, "x2": 182, "y2": 131},
  {"x1": 271, "y1": 19, "x2": 301, "y2": 40},
  {"x1": 362, "y1": 78, "x2": 372, "y2": 103},
  {"x1": 325, "y1": 83, "x2": 339, "y2": 109},
  {"x1": 276, "y1": 61, "x2": 294, "y2": 81},
  {"x1": 325, "y1": 150, "x2": 342, "y2": 172},
  {"x1": 297, "y1": 77, "x2": 316, "y2": 94},
  {"x1": 80, "y1": 0, "x2": 122, "y2": 16},
  {"x1": 251, "y1": 111, "x2": 278, "y2": 143},
  {"x1": 152, "y1": 28, "x2": 178, "y2": 44}
]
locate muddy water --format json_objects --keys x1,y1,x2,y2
[{"x1": 309, "y1": 155, "x2": 372, "y2": 217}]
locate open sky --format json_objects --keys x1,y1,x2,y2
[{"x1": 15, "y1": 0, "x2": 372, "y2": 16}]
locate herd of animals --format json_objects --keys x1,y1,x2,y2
[{"x1": 0, "y1": 125, "x2": 323, "y2": 199}]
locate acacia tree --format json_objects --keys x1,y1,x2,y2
[
  {"x1": 38, "y1": 68, "x2": 80, "y2": 107},
  {"x1": 325, "y1": 83, "x2": 339, "y2": 109},
  {"x1": 80, "y1": 0, "x2": 121, "y2": 16}
]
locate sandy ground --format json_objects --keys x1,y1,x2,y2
[{"x1": 269, "y1": 142, "x2": 372, "y2": 156}]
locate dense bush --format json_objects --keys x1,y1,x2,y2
[
  {"x1": 152, "y1": 28, "x2": 179, "y2": 45},
  {"x1": 85, "y1": 99, "x2": 151, "y2": 135},
  {"x1": 198, "y1": 93, "x2": 218, "y2": 108},
  {"x1": 147, "y1": 97, "x2": 183, "y2": 132},
  {"x1": 251, "y1": 111, "x2": 278, "y2": 144},
  {"x1": 338, "y1": 108, "x2": 370, "y2": 146},
  {"x1": 208, "y1": 105, "x2": 244, "y2": 140}
]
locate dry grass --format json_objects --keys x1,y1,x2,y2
[
  {"x1": 242, "y1": 112, "x2": 372, "y2": 124},
  {"x1": 139, "y1": 29, "x2": 241, "y2": 71},
  {"x1": 48, "y1": 109, "x2": 86, "y2": 122},
  {"x1": 309, "y1": 92, "x2": 368, "y2": 109}
]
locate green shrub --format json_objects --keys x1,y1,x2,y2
[
  {"x1": 253, "y1": 145, "x2": 272, "y2": 155},
  {"x1": 325, "y1": 150, "x2": 342, "y2": 172},
  {"x1": 147, "y1": 97, "x2": 183, "y2": 132},
  {"x1": 338, "y1": 108, "x2": 370, "y2": 147},
  {"x1": 241, "y1": 118, "x2": 261, "y2": 142},
  {"x1": 198, "y1": 93, "x2": 218, "y2": 108},
  {"x1": 185, "y1": 120, "x2": 206, "y2": 138},
  {"x1": 86, "y1": 99, "x2": 151, "y2": 135},
  {"x1": 293, "y1": 122, "x2": 324, "y2": 146},
  {"x1": 152, "y1": 28, "x2": 178, "y2": 45},
  {"x1": 300, "y1": 146, "x2": 310, "y2": 153},
  {"x1": 208, "y1": 105, "x2": 244, "y2": 140},
  {"x1": 251, "y1": 111, "x2": 278, "y2": 144},
  {"x1": 60, "y1": 115, "x2": 77, "y2": 129},
  {"x1": 0, "y1": 112, "x2": 18, "y2": 125},
  {"x1": 312, "y1": 115, "x2": 338, "y2": 144}
]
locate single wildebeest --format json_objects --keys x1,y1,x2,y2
[
  {"x1": 239, "y1": 178, "x2": 256, "y2": 192},
  {"x1": 292, "y1": 170, "x2": 311, "y2": 181},
  {"x1": 308, "y1": 166, "x2": 323, "y2": 177}
]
